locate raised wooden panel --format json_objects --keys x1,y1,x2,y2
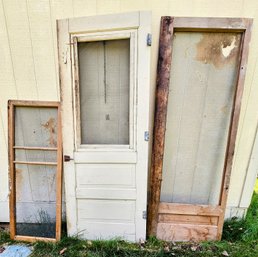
[
  {"x1": 76, "y1": 188, "x2": 136, "y2": 199},
  {"x1": 158, "y1": 203, "x2": 223, "y2": 216},
  {"x1": 74, "y1": 151, "x2": 137, "y2": 163},
  {"x1": 157, "y1": 223, "x2": 218, "y2": 242},
  {"x1": 77, "y1": 221, "x2": 135, "y2": 241},
  {"x1": 76, "y1": 164, "x2": 135, "y2": 187},
  {"x1": 77, "y1": 199, "x2": 135, "y2": 222},
  {"x1": 158, "y1": 214, "x2": 218, "y2": 225},
  {"x1": 77, "y1": 199, "x2": 136, "y2": 240}
]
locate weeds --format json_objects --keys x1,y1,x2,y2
[{"x1": 0, "y1": 181, "x2": 257, "y2": 256}]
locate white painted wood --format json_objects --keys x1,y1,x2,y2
[
  {"x1": 69, "y1": 12, "x2": 139, "y2": 33},
  {"x1": 77, "y1": 199, "x2": 135, "y2": 221},
  {"x1": 57, "y1": 18, "x2": 78, "y2": 235},
  {"x1": 76, "y1": 164, "x2": 135, "y2": 187},
  {"x1": 59, "y1": 11, "x2": 151, "y2": 241},
  {"x1": 77, "y1": 199, "x2": 135, "y2": 240},
  {"x1": 161, "y1": 32, "x2": 242, "y2": 205},
  {"x1": 135, "y1": 11, "x2": 151, "y2": 240},
  {"x1": 239, "y1": 127, "x2": 258, "y2": 207},
  {"x1": 74, "y1": 152, "x2": 137, "y2": 163},
  {"x1": 77, "y1": 222, "x2": 136, "y2": 241},
  {"x1": 76, "y1": 188, "x2": 136, "y2": 199}
]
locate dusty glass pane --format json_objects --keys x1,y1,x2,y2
[{"x1": 78, "y1": 39, "x2": 130, "y2": 144}]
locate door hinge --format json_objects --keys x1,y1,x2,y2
[
  {"x1": 142, "y1": 210, "x2": 147, "y2": 220},
  {"x1": 147, "y1": 33, "x2": 152, "y2": 46},
  {"x1": 144, "y1": 131, "x2": 149, "y2": 141}
]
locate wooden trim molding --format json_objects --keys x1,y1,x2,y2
[
  {"x1": 147, "y1": 17, "x2": 253, "y2": 241},
  {"x1": 8, "y1": 100, "x2": 63, "y2": 242}
]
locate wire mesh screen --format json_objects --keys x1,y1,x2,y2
[
  {"x1": 78, "y1": 39, "x2": 130, "y2": 145},
  {"x1": 14, "y1": 107, "x2": 58, "y2": 238}
]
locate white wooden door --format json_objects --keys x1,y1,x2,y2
[{"x1": 57, "y1": 12, "x2": 151, "y2": 241}]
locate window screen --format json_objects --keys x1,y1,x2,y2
[{"x1": 78, "y1": 39, "x2": 130, "y2": 145}]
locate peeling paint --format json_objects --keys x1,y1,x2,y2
[
  {"x1": 221, "y1": 37, "x2": 237, "y2": 58},
  {"x1": 195, "y1": 33, "x2": 241, "y2": 68},
  {"x1": 41, "y1": 118, "x2": 57, "y2": 147}
]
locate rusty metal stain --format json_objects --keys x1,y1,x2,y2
[
  {"x1": 15, "y1": 169, "x2": 23, "y2": 201},
  {"x1": 195, "y1": 33, "x2": 241, "y2": 68},
  {"x1": 42, "y1": 118, "x2": 57, "y2": 147}
]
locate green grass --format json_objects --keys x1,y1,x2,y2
[
  {"x1": 1, "y1": 181, "x2": 257, "y2": 257},
  {"x1": 223, "y1": 179, "x2": 258, "y2": 242}
]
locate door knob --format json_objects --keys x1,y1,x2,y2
[{"x1": 64, "y1": 155, "x2": 74, "y2": 162}]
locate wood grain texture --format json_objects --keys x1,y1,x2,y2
[
  {"x1": 147, "y1": 16, "x2": 174, "y2": 236},
  {"x1": 158, "y1": 214, "x2": 218, "y2": 225},
  {"x1": 55, "y1": 103, "x2": 63, "y2": 241},
  {"x1": 157, "y1": 223, "x2": 218, "y2": 242},
  {"x1": 8, "y1": 100, "x2": 15, "y2": 239},
  {"x1": 158, "y1": 203, "x2": 223, "y2": 217}
]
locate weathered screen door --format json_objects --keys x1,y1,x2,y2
[
  {"x1": 58, "y1": 12, "x2": 151, "y2": 241},
  {"x1": 148, "y1": 17, "x2": 252, "y2": 241}
]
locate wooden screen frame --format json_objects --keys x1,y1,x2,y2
[
  {"x1": 148, "y1": 17, "x2": 253, "y2": 241},
  {"x1": 71, "y1": 30, "x2": 137, "y2": 150},
  {"x1": 8, "y1": 100, "x2": 63, "y2": 242}
]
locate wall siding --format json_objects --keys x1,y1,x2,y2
[{"x1": 1, "y1": 0, "x2": 258, "y2": 222}]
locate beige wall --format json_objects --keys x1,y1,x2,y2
[{"x1": 1, "y1": 0, "x2": 258, "y2": 221}]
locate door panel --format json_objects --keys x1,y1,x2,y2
[
  {"x1": 58, "y1": 12, "x2": 151, "y2": 241},
  {"x1": 148, "y1": 17, "x2": 252, "y2": 242}
]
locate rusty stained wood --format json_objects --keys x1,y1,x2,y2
[
  {"x1": 148, "y1": 17, "x2": 253, "y2": 242},
  {"x1": 147, "y1": 16, "x2": 174, "y2": 236},
  {"x1": 8, "y1": 100, "x2": 63, "y2": 242},
  {"x1": 55, "y1": 103, "x2": 63, "y2": 241},
  {"x1": 8, "y1": 100, "x2": 16, "y2": 239}
]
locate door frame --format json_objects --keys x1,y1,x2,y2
[
  {"x1": 57, "y1": 12, "x2": 151, "y2": 240},
  {"x1": 147, "y1": 17, "x2": 252, "y2": 241},
  {"x1": 8, "y1": 100, "x2": 62, "y2": 242}
]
